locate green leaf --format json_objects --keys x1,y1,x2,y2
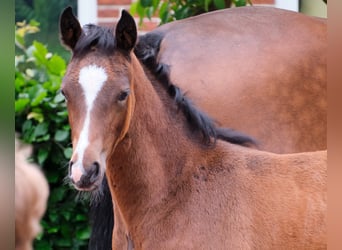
[
  {"x1": 33, "y1": 41, "x2": 48, "y2": 65},
  {"x1": 35, "y1": 229, "x2": 44, "y2": 240},
  {"x1": 204, "y1": 0, "x2": 211, "y2": 11},
  {"x1": 159, "y1": 2, "x2": 170, "y2": 24},
  {"x1": 31, "y1": 88, "x2": 47, "y2": 106},
  {"x1": 63, "y1": 124, "x2": 70, "y2": 130},
  {"x1": 234, "y1": 0, "x2": 246, "y2": 7},
  {"x1": 214, "y1": 0, "x2": 226, "y2": 9},
  {"x1": 29, "y1": 19, "x2": 40, "y2": 27},
  {"x1": 130, "y1": 1, "x2": 138, "y2": 15},
  {"x1": 46, "y1": 170, "x2": 60, "y2": 184},
  {"x1": 63, "y1": 147, "x2": 73, "y2": 159},
  {"x1": 60, "y1": 225, "x2": 72, "y2": 243},
  {"x1": 175, "y1": 5, "x2": 190, "y2": 20},
  {"x1": 50, "y1": 187, "x2": 65, "y2": 203},
  {"x1": 61, "y1": 211, "x2": 72, "y2": 221},
  {"x1": 22, "y1": 120, "x2": 35, "y2": 142},
  {"x1": 75, "y1": 214, "x2": 88, "y2": 221},
  {"x1": 146, "y1": 7, "x2": 154, "y2": 19},
  {"x1": 33, "y1": 122, "x2": 49, "y2": 138},
  {"x1": 47, "y1": 226, "x2": 59, "y2": 233},
  {"x1": 140, "y1": 0, "x2": 153, "y2": 7},
  {"x1": 27, "y1": 84, "x2": 44, "y2": 102},
  {"x1": 47, "y1": 54, "x2": 66, "y2": 75},
  {"x1": 15, "y1": 73, "x2": 26, "y2": 91},
  {"x1": 152, "y1": 0, "x2": 159, "y2": 9},
  {"x1": 37, "y1": 148, "x2": 49, "y2": 165},
  {"x1": 136, "y1": 1, "x2": 146, "y2": 23},
  {"x1": 22, "y1": 119, "x2": 33, "y2": 132},
  {"x1": 57, "y1": 110, "x2": 68, "y2": 117},
  {"x1": 55, "y1": 238, "x2": 72, "y2": 247},
  {"x1": 27, "y1": 111, "x2": 44, "y2": 123},
  {"x1": 54, "y1": 130, "x2": 69, "y2": 142},
  {"x1": 36, "y1": 134, "x2": 50, "y2": 142},
  {"x1": 76, "y1": 227, "x2": 90, "y2": 240},
  {"x1": 15, "y1": 33, "x2": 25, "y2": 49},
  {"x1": 42, "y1": 80, "x2": 52, "y2": 91},
  {"x1": 48, "y1": 74, "x2": 62, "y2": 91},
  {"x1": 34, "y1": 240, "x2": 52, "y2": 250},
  {"x1": 47, "y1": 210, "x2": 59, "y2": 224},
  {"x1": 53, "y1": 92, "x2": 65, "y2": 103},
  {"x1": 15, "y1": 98, "x2": 30, "y2": 112}
]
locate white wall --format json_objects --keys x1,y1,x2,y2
[
  {"x1": 275, "y1": 0, "x2": 299, "y2": 12},
  {"x1": 77, "y1": 0, "x2": 97, "y2": 26}
]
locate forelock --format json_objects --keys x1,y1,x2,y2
[{"x1": 73, "y1": 24, "x2": 116, "y2": 57}]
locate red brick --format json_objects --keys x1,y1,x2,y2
[
  {"x1": 98, "y1": 9, "x2": 120, "y2": 18},
  {"x1": 139, "y1": 20, "x2": 159, "y2": 32},
  {"x1": 98, "y1": 0, "x2": 132, "y2": 5}
]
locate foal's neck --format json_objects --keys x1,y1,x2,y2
[{"x1": 107, "y1": 55, "x2": 204, "y2": 228}]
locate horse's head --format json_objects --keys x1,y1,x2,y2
[{"x1": 59, "y1": 7, "x2": 137, "y2": 191}]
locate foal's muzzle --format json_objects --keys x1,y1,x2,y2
[{"x1": 69, "y1": 161, "x2": 101, "y2": 190}]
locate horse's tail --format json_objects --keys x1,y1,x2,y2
[{"x1": 88, "y1": 177, "x2": 113, "y2": 250}]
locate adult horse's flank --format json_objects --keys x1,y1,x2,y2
[
  {"x1": 60, "y1": 8, "x2": 327, "y2": 249},
  {"x1": 136, "y1": 6, "x2": 327, "y2": 154}
]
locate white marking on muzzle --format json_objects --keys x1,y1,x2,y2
[{"x1": 70, "y1": 64, "x2": 108, "y2": 182}]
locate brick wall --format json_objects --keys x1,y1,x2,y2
[
  {"x1": 97, "y1": 0, "x2": 275, "y2": 33},
  {"x1": 97, "y1": 0, "x2": 161, "y2": 32}
]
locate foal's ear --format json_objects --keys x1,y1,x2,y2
[
  {"x1": 115, "y1": 10, "x2": 137, "y2": 52},
  {"x1": 59, "y1": 6, "x2": 82, "y2": 50}
]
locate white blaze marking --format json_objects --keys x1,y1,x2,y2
[{"x1": 71, "y1": 64, "x2": 107, "y2": 179}]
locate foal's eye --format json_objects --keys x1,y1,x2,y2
[
  {"x1": 117, "y1": 90, "x2": 130, "y2": 102},
  {"x1": 60, "y1": 89, "x2": 68, "y2": 101}
]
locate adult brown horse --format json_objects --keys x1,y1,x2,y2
[
  {"x1": 89, "y1": 6, "x2": 326, "y2": 249},
  {"x1": 60, "y1": 9, "x2": 326, "y2": 249},
  {"x1": 135, "y1": 6, "x2": 327, "y2": 154}
]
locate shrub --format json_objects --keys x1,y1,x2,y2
[
  {"x1": 130, "y1": 0, "x2": 252, "y2": 24},
  {"x1": 15, "y1": 21, "x2": 90, "y2": 250}
]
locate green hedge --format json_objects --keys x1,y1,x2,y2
[
  {"x1": 15, "y1": 21, "x2": 90, "y2": 250},
  {"x1": 131, "y1": 0, "x2": 251, "y2": 24}
]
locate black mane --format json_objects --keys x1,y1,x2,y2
[
  {"x1": 135, "y1": 32, "x2": 257, "y2": 147},
  {"x1": 74, "y1": 25, "x2": 257, "y2": 147}
]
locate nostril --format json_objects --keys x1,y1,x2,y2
[
  {"x1": 93, "y1": 161, "x2": 100, "y2": 176},
  {"x1": 68, "y1": 161, "x2": 74, "y2": 176},
  {"x1": 89, "y1": 161, "x2": 100, "y2": 182}
]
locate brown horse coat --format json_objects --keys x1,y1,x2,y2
[
  {"x1": 106, "y1": 55, "x2": 327, "y2": 250},
  {"x1": 111, "y1": 141, "x2": 326, "y2": 249},
  {"x1": 137, "y1": 6, "x2": 327, "y2": 153},
  {"x1": 60, "y1": 8, "x2": 327, "y2": 249}
]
